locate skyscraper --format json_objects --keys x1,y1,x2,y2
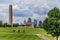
[
  {"x1": 38, "y1": 21, "x2": 42, "y2": 27},
  {"x1": 28, "y1": 18, "x2": 32, "y2": 22},
  {"x1": 9, "y1": 5, "x2": 12, "y2": 26},
  {"x1": 34, "y1": 19, "x2": 37, "y2": 28}
]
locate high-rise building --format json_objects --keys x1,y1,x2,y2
[
  {"x1": 34, "y1": 19, "x2": 37, "y2": 28},
  {"x1": 9, "y1": 5, "x2": 12, "y2": 26},
  {"x1": 38, "y1": 21, "x2": 42, "y2": 27},
  {"x1": 28, "y1": 18, "x2": 32, "y2": 22}
]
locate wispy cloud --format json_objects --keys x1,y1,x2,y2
[{"x1": 0, "y1": 0, "x2": 60, "y2": 23}]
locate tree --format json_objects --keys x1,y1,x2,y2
[
  {"x1": 13, "y1": 23, "x2": 19, "y2": 27},
  {"x1": 43, "y1": 7, "x2": 60, "y2": 40},
  {"x1": 3, "y1": 23, "x2": 8, "y2": 27},
  {"x1": 0, "y1": 20, "x2": 3, "y2": 27},
  {"x1": 28, "y1": 18, "x2": 32, "y2": 22}
]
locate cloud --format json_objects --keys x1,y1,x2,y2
[
  {"x1": 13, "y1": 16, "x2": 30, "y2": 24},
  {"x1": 13, "y1": 9, "x2": 33, "y2": 17},
  {"x1": 0, "y1": 0, "x2": 60, "y2": 24},
  {"x1": 0, "y1": 13, "x2": 8, "y2": 23}
]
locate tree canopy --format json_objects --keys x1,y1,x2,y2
[{"x1": 43, "y1": 7, "x2": 60, "y2": 40}]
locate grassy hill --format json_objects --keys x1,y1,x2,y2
[
  {"x1": 0, "y1": 33, "x2": 43, "y2": 40},
  {"x1": 0, "y1": 27, "x2": 55, "y2": 40}
]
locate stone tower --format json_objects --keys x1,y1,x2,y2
[{"x1": 9, "y1": 5, "x2": 12, "y2": 26}]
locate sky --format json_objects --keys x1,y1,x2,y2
[{"x1": 0, "y1": 0, "x2": 60, "y2": 24}]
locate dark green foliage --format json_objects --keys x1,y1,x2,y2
[
  {"x1": 0, "y1": 21, "x2": 11, "y2": 27},
  {"x1": 43, "y1": 7, "x2": 60, "y2": 40},
  {"x1": 13, "y1": 30, "x2": 15, "y2": 32},
  {"x1": 23, "y1": 30, "x2": 25, "y2": 33},
  {"x1": 18, "y1": 30, "x2": 20, "y2": 33},
  {"x1": 0, "y1": 20, "x2": 19, "y2": 27},
  {"x1": 13, "y1": 23, "x2": 19, "y2": 27},
  {"x1": 48, "y1": 7, "x2": 60, "y2": 18},
  {"x1": 3, "y1": 23, "x2": 11, "y2": 27},
  {"x1": 3, "y1": 23, "x2": 8, "y2": 27},
  {"x1": 0, "y1": 20, "x2": 3, "y2": 27}
]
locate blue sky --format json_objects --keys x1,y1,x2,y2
[{"x1": 0, "y1": 0, "x2": 60, "y2": 24}]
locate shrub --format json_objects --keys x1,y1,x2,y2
[
  {"x1": 18, "y1": 30, "x2": 20, "y2": 33},
  {"x1": 13, "y1": 30, "x2": 15, "y2": 32},
  {"x1": 23, "y1": 30, "x2": 25, "y2": 33}
]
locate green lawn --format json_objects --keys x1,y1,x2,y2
[
  {"x1": 0, "y1": 33, "x2": 43, "y2": 40},
  {"x1": 0, "y1": 27, "x2": 55, "y2": 40}
]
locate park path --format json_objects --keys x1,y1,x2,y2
[
  {"x1": 58, "y1": 38, "x2": 60, "y2": 40},
  {"x1": 36, "y1": 34, "x2": 50, "y2": 40}
]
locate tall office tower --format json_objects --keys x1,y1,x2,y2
[
  {"x1": 9, "y1": 5, "x2": 12, "y2": 26},
  {"x1": 38, "y1": 21, "x2": 42, "y2": 27},
  {"x1": 34, "y1": 19, "x2": 37, "y2": 28}
]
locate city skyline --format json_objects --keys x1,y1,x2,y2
[{"x1": 0, "y1": 0, "x2": 60, "y2": 24}]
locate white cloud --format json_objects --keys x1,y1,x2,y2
[
  {"x1": 32, "y1": 14, "x2": 40, "y2": 19},
  {"x1": 13, "y1": 5, "x2": 19, "y2": 10},
  {"x1": 0, "y1": 0, "x2": 60, "y2": 24},
  {"x1": 0, "y1": 13, "x2": 8, "y2": 23},
  {"x1": 13, "y1": 16, "x2": 28, "y2": 24}
]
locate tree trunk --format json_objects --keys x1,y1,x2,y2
[{"x1": 56, "y1": 36, "x2": 59, "y2": 40}]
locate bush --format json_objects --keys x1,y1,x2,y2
[
  {"x1": 13, "y1": 23, "x2": 19, "y2": 27},
  {"x1": 18, "y1": 30, "x2": 20, "y2": 33},
  {"x1": 23, "y1": 30, "x2": 25, "y2": 33},
  {"x1": 13, "y1": 30, "x2": 15, "y2": 32}
]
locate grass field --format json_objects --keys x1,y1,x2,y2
[
  {"x1": 0, "y1": 33, "x2": 43, "y2": 40},
  {"x1": 0, "y1": 27, "x2": 55, "y2": 40}
]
